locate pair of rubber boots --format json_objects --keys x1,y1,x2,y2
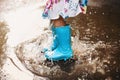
[{"x1": 44, "y1": 25, "x2": 73, "y2": 61}]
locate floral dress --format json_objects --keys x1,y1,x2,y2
[{"x1": 42, "y1": 0, "x2": 88, "y2": 19}]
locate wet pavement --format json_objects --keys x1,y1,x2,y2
[
  {"x1": 0, "y1": 22, "x2": 8, "y2": 68},
  {"x1": 0, "y1": 0, "x2": 120, "y2": 80},
  {"x1": 67, "y1": 5, "x2": 120, "y2": 80}
]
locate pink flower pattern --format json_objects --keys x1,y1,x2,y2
[{"x1": 42, "y1": 0, "x2": 87, "y2": 19}]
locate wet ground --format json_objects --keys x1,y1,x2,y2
[
  {"x1": 67, "y1": 5, "x2": 120, "y2": 80},
  {"x1": 45, "y1": 5, "x2": 120, "y2": 80},
  {"x1": 0, "y1": 0, "x2": 120, "y2": 80}
]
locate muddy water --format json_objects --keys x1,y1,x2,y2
[
  {"x1": 0, "y1": 0, "x2": 120, "y2": 80},
  {"x1": 0, "y1": 22, "x2": 8, "y2": 68},
  {"x1": 67, "y1": 2, "x2": 120, "y2": 79},
  {"x1": 66, "y1": 6, "x2": 120, "y2": 80}
]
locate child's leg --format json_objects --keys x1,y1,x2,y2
[
  {"x1": 45, "y1": 16, "x2": 73, "y2": 61},
  {"x1": 51, "y1": 16, "x2": 66, "y2": 27}
]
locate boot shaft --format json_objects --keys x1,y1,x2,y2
[{"x1": 54, "y1": 25, "x2": 72, "y2": 50}]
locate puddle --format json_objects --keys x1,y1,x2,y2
[{"x1": 0, "y1": 0, "x2": 120, "y2": 80}]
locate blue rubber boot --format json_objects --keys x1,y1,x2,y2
[
  {"x1": 45, "y1": 25, "x2": 73, "y2": 61},
  {"x1": 50, "y1": 27, "x2": 58, "y2": 50},
  {"x1": 42, "y1": 27, "x2": 58, "y2": 52}
]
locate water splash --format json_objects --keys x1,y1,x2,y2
[
  {"x1": 1, "y1": 0, "x2": 119, "y2": 80},
  {"x1": 14, "y1": 28, "x2": 114, "y2": 80}
]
